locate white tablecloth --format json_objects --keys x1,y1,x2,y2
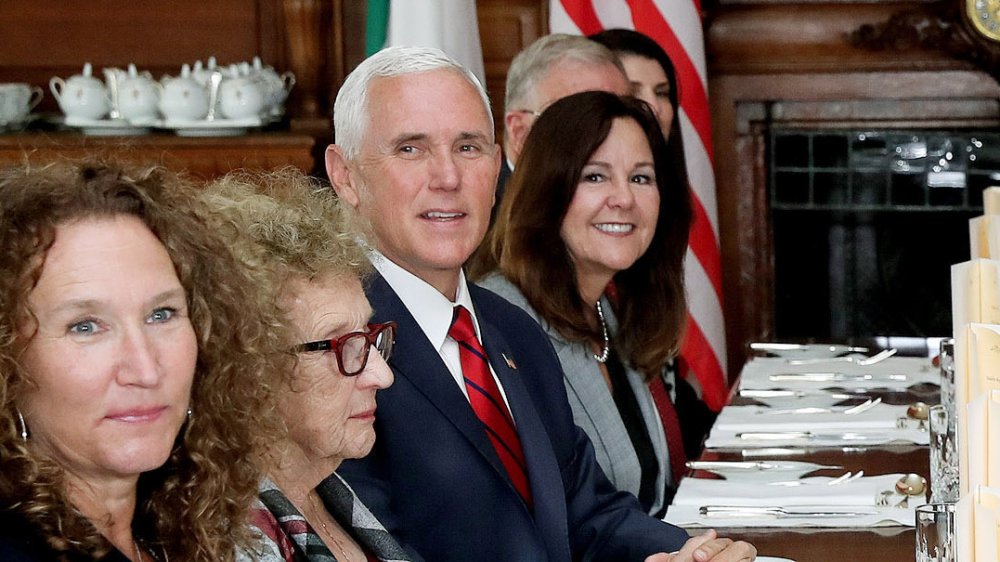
[{"x1": 666, "y1": 474, "x2": 919, "y2": 528}]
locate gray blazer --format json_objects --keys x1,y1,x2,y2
[{"x1": 480, "y1": 274, "x2": 671, "y2": 515}]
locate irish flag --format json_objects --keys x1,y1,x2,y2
[{"x1": 366, "y1": 0, "x2": 486, "y2": 88}]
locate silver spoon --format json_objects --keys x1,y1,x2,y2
[
  {"x1": 104, "y1": 67, "x2": 122, "y2": 120},
  {"x1": 907, "y1": 401, "x2": 930, "y2": 430},
  {"x1": 205, "y1": 71, "x2": 222, "y2": 121},
  {"x1": 895, "y1": 473, "x2": 927, "y2": 496},
  {"x1": 893, "y1": 473, "x2": 927, "y2": 507}
]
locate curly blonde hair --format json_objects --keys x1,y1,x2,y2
[
  {"x1": 201, "y1": 167, "x2": 370, "y2": 295},
  {"x1": 0, "y1": 160, "x2": 286, "y2": 561}
]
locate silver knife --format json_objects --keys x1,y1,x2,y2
[
  {"x1": 768, "y1": 372, "x2": 907, "y2": 382},
  {"x1": 699, "y1": 505, "x2": 879, "y2": 518},
  {"x1": 749, "y1": 343, "x2": 868, "y2": 355},
  {"x1": 736, "y1": 431, "x2": 876, "y2": 441},
  {"x1": 685, "y1": 460, "x2": 842, "y2": 472},
  {"x1": 739, "y1": 389, "x2": 857, "y2": 400}
]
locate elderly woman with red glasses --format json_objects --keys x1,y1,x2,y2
[{"x1": 203, "y1": 170, "x2": 412, "y2": 562}]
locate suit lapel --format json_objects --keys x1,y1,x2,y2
[
  {"x1": 366, "y1": 274, "x2": 512, "y2": 489},
  {"x1": 474, "y1": 289, "x2": 572, "y2": 551}
]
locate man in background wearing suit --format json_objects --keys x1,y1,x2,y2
[
  {"x1": 326, "y1": 45, "x2": 755, "y2": 562},
  {"x1": 497, "y1": 33, "x2": 629, "y2": 207}
]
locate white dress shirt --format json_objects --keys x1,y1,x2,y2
[{"x1": 370, "y1": 251, "x2": 514, "y2": 410}]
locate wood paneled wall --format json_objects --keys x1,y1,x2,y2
[
  {"x1": 5, "y1": 0, "x2": 992, "y2": 378},
  {"x1": 707, "y1": 0, "x2": 1000, "y2": 373}
]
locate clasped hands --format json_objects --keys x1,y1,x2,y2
[{"x1": 645, "y1": 529, "x2": 756, "y2": 562}]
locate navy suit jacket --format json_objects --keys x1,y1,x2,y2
[{"x1": 338, "y1": 273, "x2": 689, "y2": 562}]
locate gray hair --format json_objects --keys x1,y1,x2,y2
[
  {"x1": 334, "y1": 45, "x2": 494, "y2": 160},
  {"x1": 504, "y1": 33, "x2": 624, "y2": 112}
]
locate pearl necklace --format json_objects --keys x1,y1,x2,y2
[{"x1": 593, "y1": 300, "x2": 610, "y2": 364}]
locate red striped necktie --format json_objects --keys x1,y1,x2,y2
[
  {"x1": 649, "y1": 376, "x2": 688, "y2": 485},
  {"x1": 449, "y1": 305, "x2": 533, "y2": 508}
]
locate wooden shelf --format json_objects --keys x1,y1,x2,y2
[{"x1": 0, "y1": 130, "x2": 316, "y2": 179}]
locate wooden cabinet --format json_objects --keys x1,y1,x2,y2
[
  {"x1": 0, "y1": 131, "x2": 315, "y2": 180},
  {"x1": 0, "y1": 0, "x2": 341, "y2": 178}
]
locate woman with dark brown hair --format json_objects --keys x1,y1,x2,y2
[
  {"x1": 469, "y1": 90, "x2": 692, "y2": 515},
  {"x1": 0, "y1": 160, "x2": 285, "y2": 561},
  {"x1": 590, "y1": 25, "x2": 719, "y2": 477}
]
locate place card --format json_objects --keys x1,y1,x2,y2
[
  {"x1": 955, "y1": 485, "x2": 1000, "y2": 561},
  {"x1": 951, "y1": 260, "x2": 1000, "y2": 333}
]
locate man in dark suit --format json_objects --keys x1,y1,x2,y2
[{"x1": 326, "y1": 45, "x2": 755, "y2": 562}]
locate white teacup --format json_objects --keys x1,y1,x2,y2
[{"x1": 0, "y1": 83, "x2": 43, "y2": 125}]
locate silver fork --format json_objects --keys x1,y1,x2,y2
[
  {"x1": 759, "y1": 397, "x2": 882, "y2": 416},
  {"x1": 786, "y1": 348, "x2": 897, "y2": 366},
  {"x1": 768, "y1": 470, "x2": 865, "y2": 486}
]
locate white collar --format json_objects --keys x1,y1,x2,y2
[{"x1": 369, "y1": 250, "x2": 481, "y2": 350}]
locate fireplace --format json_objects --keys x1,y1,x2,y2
[{"x1": 769, "y1": 129, "x2": 1000, "y2": 339}]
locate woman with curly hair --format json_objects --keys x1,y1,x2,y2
[
  {"x1": 0, "y1": 160, "x2": 285, "y2": 561},
  {"x1": 203, "y1": 169, "x2": 410, "y2": 562}
]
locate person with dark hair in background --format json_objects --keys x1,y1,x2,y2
[
  {"x1": 471, "y1": 90, "x2": 691, "y2": 513},
  {"x1": 590, "y1": 28, "x2": 718, "y2": 462}
]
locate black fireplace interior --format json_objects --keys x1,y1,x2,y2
[{"x1": 769, "y1": 129, "x2": 999, "y2": 339}]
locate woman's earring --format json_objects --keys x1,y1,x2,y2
[
  {"x1": 15, "y1": 409, "x2": 28, "y2": 442},
  {"x1": 186, "y1": 407, "x2": 193, "y2": 419}
]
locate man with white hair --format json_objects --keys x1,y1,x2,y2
[{"x1": 327, "y1": 45, "x2": 756, "y2": 562}]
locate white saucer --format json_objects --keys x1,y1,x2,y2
[
  {"x1": 0, "y1": 114, "x2": 39, "y2": 133},
  {"x1": 64, "y1": 116, "x2": 156, "y2": 136},
  {"x1": 757, "y1": 557, "x2": 796, "y2": 562},
  {"x1": 161, "y1": 117, "x2": 262, "y2": 137}
]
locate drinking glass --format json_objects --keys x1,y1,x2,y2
[
  {"x1": 916, "y1": 503, "x2": 955, "y2": 562},
  {"x1": 938, "y1": 338, "x2": 955, "y2": 428},
  {"x1": 929, "y1": 404, "x2": 959, "y2": 503}
]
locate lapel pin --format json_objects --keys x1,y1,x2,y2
[{"x1": 502, "y1": 352, "x2": 517, "y2": 370}]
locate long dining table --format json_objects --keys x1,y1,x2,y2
[
  {"x1": 675, "y1": 342, "x2": 940, "y2": 562},
  {"x1": 689, "y1": 445, "x2": 926, "y2": 562}
]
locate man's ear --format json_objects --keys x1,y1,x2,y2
[
  {"x1": 504, "y1": 111, "x2": 532, "y2": 166},
  {"x1": 326, "y1": 145, "x2": 360, "y2": 208}
]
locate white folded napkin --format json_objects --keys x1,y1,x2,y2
[
  {"x1": 705, "y1": 426, "x2": 929, "y2": 449},
  {"x1": 714, "y1": 403, "x2": 908, "y2": 432},
  {"x1": 738, "y1": 356, "x2": 938, "y2": 391},
  {"x1": 666, "y1": 474, "x2": 919, "y2": 528}
]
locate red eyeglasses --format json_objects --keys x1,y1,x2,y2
[{"x1": 295, "y1": 321, "x2": 397, "y2": 376}]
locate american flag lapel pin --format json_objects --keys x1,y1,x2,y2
[{"x1": 501, "y1": 352, "x2": 517, "y2": 370}]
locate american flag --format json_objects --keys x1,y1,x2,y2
[{"x1": 551, "y1": 0, "x2": 728, "y2": 411}]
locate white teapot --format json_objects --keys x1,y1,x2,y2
[
  {"x1": 218, "y1": 65, "x2": 266, "y2": 120},
  {"x1": 117, "y1": 64, "x2": 160, "y2": 121},
  {"x1": 159, "y1": 64, "x2": 209, "y2": 121},
  {"x1": 50, "y1": 63, "x2": 109, "y2": 120},
  {"x1": 251, "y1": 56, "x2": 295, "y2": 117}
]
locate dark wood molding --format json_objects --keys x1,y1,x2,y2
[{"x1": 850, "y1": 0, "x2": 1000, "y2": 82}]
